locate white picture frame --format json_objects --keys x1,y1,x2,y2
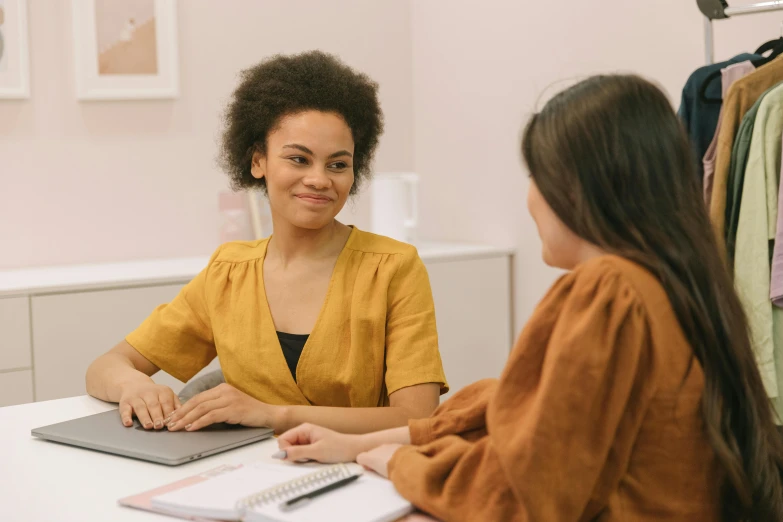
[
  {"x1": 0, "y1": 0, "x2": 31, "y2": 99},
  {"x1": 71, "y1": 0, "x2": 179, "y2": 100}
]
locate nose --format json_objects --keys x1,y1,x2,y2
[{"x1": 303, "y1": 166, "x2": 331, "y2": 190}]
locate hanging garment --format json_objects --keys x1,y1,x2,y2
[
  {"x1": 710, "y1": 55, "x2": 783, "y2": 255},
  {"x1": 771, "y1": 136, "x2": 783, "y2": 306},
  {"x1": 726, "y1": 88, "x2": 779, "y2": 263},
  {"x1": 734, "y1": 81, "x2": 783, "y2": 403},
  {"x1": 678, "y1": 54, "x2": 760, "y2": 184},
  {"x1": 704, "y1": 61, "x2": 757, "y2": 205}
]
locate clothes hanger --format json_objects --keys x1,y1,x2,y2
[
  {"x1": 755, "y1": 37, "x2": 783, "y2": 56},
  {"x1": 750, "y1": 34, "x2": 783, "y2": 68},
  {"x1": 699, "y1": 22, "x2": 783, "y2": 104}
]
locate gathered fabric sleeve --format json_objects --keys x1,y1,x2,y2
[
  {"x1": 383, "y1": 248, "x2": 448, "y2": 395},
  {"x1": 125, "y1": 248, "x2": 221, "y2": 383},
  {"x1": 388, "y1": 264, "x2": 653, "y2": 522},
  {"x1": 408, "y1": 379, "x2": 497, "y2": 445}
]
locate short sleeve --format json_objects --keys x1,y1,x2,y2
[
  {"x1": 384, "y1": 249, "x2": 448, "y2": 395},
  {"x1": 125, "y1": 249, "x2": 220, "y2": 383}
]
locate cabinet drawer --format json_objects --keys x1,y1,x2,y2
[
  {"x1": 31, "y1": 284, "x2": 185, "y2": 401},
  {"x1": 0, "y1": 370, "x2": 34, "y2": 407},
  {"x1": 0, "y1": 297, "x2": 32, "y2": 371}
]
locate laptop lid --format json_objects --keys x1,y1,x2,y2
[{"x1": 31, "y1": 410, "x2": 274, "y2": 466}]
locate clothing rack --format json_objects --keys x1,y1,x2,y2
[{"x1": 698, "y1": 0, "x2": 783, "y2": 64}]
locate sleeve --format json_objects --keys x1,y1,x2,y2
[
  {"x1": 388, "y1": 267, "x2": 652, "y2": 522},
  {"x1": 734, "y1": 106, "x2": 780, "y2": 398},
  {"x1": 383, "y1": 249, "x2": 448, "y2": 395},
  {"x1": 125, "y1": 249, "x2": 221, "y2": 383},
  {"x1": 408, "y1": 379, "x2": 497, "y2": 445}
]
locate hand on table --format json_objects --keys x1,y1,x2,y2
[
  {"x1": 356, "y1": 443, "x2": 402, "y2": 478},
  {"x1": 276, "y1": 423, "x2": 365, "y2": 463},
  {"x1": 118, "y1": 380, "x2": 180, "y2": 430},
  {"x1": 165, "y1": 383, "x2": 274, "y2": 431}
]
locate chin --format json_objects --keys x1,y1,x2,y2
[{"x1": 290, "y1": 216, "x2": 335, "y2": 230}]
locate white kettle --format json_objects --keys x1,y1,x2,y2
[{"x1": 370, "y1": 172, "x2": 419, "y2": 244}]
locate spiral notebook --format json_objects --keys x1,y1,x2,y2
[{"x1": 144, "y1": 461, "x2": 412, "y2": 522}]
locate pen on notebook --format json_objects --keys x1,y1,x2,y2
[{"x1": 280, "y1": 473, "x2": 361, "y2": 512}]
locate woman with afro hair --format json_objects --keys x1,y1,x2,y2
[{"x1": 86, "y1": 51, "x2": 447, "y2": 436}]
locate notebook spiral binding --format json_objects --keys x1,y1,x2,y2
[{"x1": 235, "y1": 463, "x2": 358, "y2": 513}]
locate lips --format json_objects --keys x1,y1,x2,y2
[{"x1": 296, "y1": 194, "x2": 331, "y2": 203}]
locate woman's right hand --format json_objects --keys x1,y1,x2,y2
[
  {"x1": 276, "y1": 423, "x2": 366, "y2": 463},
  {"x1": 118, "y1": 379, "x2": 181, "y2": 429}
]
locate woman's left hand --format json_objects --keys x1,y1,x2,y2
[
  {"x1": 166, "y1": 383, "x2": 275, "y2": 431},
  {"x1": 356, "y1": 443, "x2": 403, "y2": 478}
]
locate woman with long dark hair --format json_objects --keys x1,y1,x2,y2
[{"x1": 272, "y1": 74, "x2": 783, "y2": 521}]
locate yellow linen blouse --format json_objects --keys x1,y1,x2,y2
[{"x1": 126, "y1": 227, "x2": 448, "y2": 407}]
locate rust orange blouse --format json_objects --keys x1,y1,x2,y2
[{"x1": 388, "y1": 255, "x2": 722, "y2": 521}]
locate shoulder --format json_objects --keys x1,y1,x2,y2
[
  {"x1": 726, "y1": 72, "x2": 755, "y2": 106},
  {"x1": 572, "y1": 254, "x2": 662, "y2": 291},
  {"x1": 209, "y1": 238, "x2": 269, "y2": 265},
  {"x1": 551, "y1": 255, "x2": 663, "y2": 307},
  {"x1": 559, "y1": 255, "x2": 674, "y2": 321},
  {"x1": 757, "y1": 84, "x2": 783, "y2": 120},
  {"x1": 346, "y1": 228, "x2": 420, "y2": 259},
  {"x1": 187, "y1": 240, "x2": 267, "y2": 292}
]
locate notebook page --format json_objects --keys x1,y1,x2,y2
[
  {"x1": 151, "y1": 462, "x2": 313, "y2": 520},
  {"x1": 247, "y1": 472, "x2": 412, "y2": 522}
]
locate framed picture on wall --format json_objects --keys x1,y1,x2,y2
[
  {"x1": 71, "y1": 0, "x2": 179, "y2": 100},
  {"x1": 0, "y1": 0, "x2": 31, "y2": 99}
]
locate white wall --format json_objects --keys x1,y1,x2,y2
[
  {"x1": 410, "y1": 0, "x2": 783, "y2": 331},
  {"x1": 4, "y1": 0, "x2": 782, "y2": 333},
  {"x1": 0, "y1": 0, "x2": 412, "y2": 269}
]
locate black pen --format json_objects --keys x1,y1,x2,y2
[{"x1": 280, "y1": 473, "x2": 361, "y2": 511}]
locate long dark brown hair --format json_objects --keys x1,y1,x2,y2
[{"x1": 522, "y1": 74, "x2": 783, "y2": 521}]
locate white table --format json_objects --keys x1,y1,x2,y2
[{"x1": 0, "y1": 395, "x2": 291, "y2": 521}]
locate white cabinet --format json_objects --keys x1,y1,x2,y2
[
  {"x1": 427, "y1": 256, "x2": 511, "y2": 397},
  {"x1": 0, "y1": 244, "x2": 514, "y2": 405},
  {"x1": 0, "y1": 296, "x2": 34, "y2": 406},
  {"x1": 31, "y1": 285, "x2": 184, "y2": 402},
  {"x1": 0, "y1": 370, "x2": 34, "y2": 407},
  {"x1": 0, "y1": 297, "x2": 31, "y2": 371}
]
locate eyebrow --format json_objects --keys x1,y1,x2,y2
[{"x1": 282, "y1": 144, "x2": 353, "y2": 159}]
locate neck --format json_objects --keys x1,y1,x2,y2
[
  {"x1": 574, "y1": 241, "x2": 607, "y2": 266},
  {"x1": 267, "y1": 216, "x2": 350, "y2": 265}
]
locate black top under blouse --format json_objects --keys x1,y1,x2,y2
[{"x1": 276, "y1": 331, "x2": 309, "y2": 381}]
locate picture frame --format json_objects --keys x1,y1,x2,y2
[
  {"x1": 0, "y1": 0, "x2": 31, "y2": 99},
  {"x1": 71, "y1": 0, "x2": 179, "y2": 100}
]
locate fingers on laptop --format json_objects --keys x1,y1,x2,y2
[
  {"x1": 119, "y1": 387, "x2": 181, "y2": 429},
  {"x1": 145, "y1": 394, "x2": 166, "y2": 430},
  {"x1": 160, "y1": 393, "x2": 179, "y2": 425},
  {"x1": 129, "y1": 397, "x2": 155, "y2": 429},
  {"x1": 119, "y1": 401, "x2": 134, "y2": 427}
]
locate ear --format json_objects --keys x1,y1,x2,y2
[{"x1": 250, "y1": 149, "x2": 266, "y2": 180}]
